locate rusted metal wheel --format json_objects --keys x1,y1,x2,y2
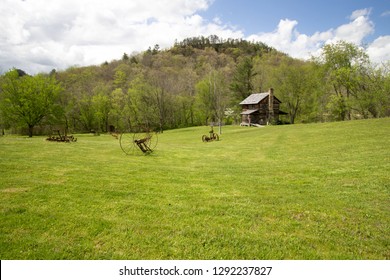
[
  {"x1": 120, "y1": 131, "x2": 158, "y2": 155},
  {"x1": 119, "y1": 132, "x2": 135, "y2": 155}
]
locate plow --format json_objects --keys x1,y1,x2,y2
[
  {"x1": 202, "y1": 126, "x2": 219, "y2": 142},
  {"x1": 46, "y1": 130, "x2": 77, "y2": 143}
]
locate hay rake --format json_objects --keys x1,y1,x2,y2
[{"x1": 119, "y1": 130, "x2": 158, "y2": 155}]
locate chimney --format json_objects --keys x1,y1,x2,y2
[{"x1": 268, "y1": 88, "x2": 274, "y2": 123}]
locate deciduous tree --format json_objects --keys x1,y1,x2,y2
[
  {"x1": 0, "y1": 69, "x2": 62, "y2": 137},
  {"x1": 320, "y1": 41, "x2": 371, "y2": 120}
]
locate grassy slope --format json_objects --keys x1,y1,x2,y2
[{"x1": 0, "y1": 119, "x2": 389, "y2": 259}]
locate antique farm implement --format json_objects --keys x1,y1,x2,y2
[
  {"x1": 46, "y1": 130, "x2": 77, "y2": 143},
  {"x1": 202, "y1": 126, "x2": 219, "y2": 142},
  {"x1": 119, "y1": 130, "x2": 158, "y2": 155}
]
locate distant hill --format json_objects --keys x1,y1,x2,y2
[{"x1": 2, "y1": 36, "x2": 389, "y2": 136}]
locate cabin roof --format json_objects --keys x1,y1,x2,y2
[
  {"x1": 240, "y1": 109, "x2": 259, "y2": 115},
  {"x1": 239, "y1": 93, "x2": 268, "y2": 105},
  {"x1": 239, "y1": 92, "x2": 282, "y2": 105}
]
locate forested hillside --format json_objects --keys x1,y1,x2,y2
[{"x1": 1, "y1": 36, "x2": 389, "y2": 136}]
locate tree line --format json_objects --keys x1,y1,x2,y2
[{"x1": 1, "y1": 36, "x2": 389, "y2": 137}]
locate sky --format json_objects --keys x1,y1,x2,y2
[{"x1": 0, "y1": 0, "x2": 389, "y2": 74}]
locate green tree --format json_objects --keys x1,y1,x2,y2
[
  {"x1": 195, "y1": 70, "x2": 230, "y2": 129},
  {"x1": 127, "y1": 74, "x2": 158, "y2": 130},
  {"x1": 319, "y1": 41, "x2": 371, "y2": 120},
  {"x1": 110, "y1": 88, "x2": 127, "y2": 131},
  {"x1": 271, "y1": 58, "x2": 320, "y2": 124},
  {"x1": 360, "y1": 63, "x2": 390, "y2": 118},
  {"x1": 175, "y1": 67, "x2": 199, "y2": 126},
  {"x1": 378, "y1": 63, "x2": 390, "y2": 117},
  {"x1": 113, "y1": 69, "x2": 127, "y2": 89},
  {"x1": 230, "y1": 56, "x2": 256, "y2": 102},
  {"x1": 92, "y1": 83, "x2": 112, "y2": 132},
  {"x1": 0, "y1": 69, "x2": 62, "y2": 137}
]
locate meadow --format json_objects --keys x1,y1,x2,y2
[{"x1": 0, "y1": 118, "x2": 389, "y2": 259}]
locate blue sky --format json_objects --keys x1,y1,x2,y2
[
  {"x1": 200, "y1": 0, "x2": 390, "y2": 62},
  {"x1": 201, "y1": 0, "x2": 390, "y2": 39},
  {"x1": 1, "y1": 0, "x2": 389, "y2": 74}
]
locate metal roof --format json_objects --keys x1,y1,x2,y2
[
  {"x1": 240, "y1": 109, "x2": 259, "y2": 115},
  {"x1": 239, "y1": 93, "x2": 268, "y2": 105}
]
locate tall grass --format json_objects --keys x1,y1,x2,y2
[{"x1": 0, "y1": 118, "x2": 389, "y2": 259}]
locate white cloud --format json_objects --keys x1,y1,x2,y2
[
  {"x1": 350, "y1": 8, "x2": 371, "y2": 20},
  {"x1": 247, "y1": 19, "x2": 329, "y2": 58},
  {"x1": 381, "y1": 10, "x2": 390, "y2": 17},
  {"x1": 367, "y1": 36, "x2": 390, "y2": 64},
  {"x1": 334, "y1": 9, "x2": 374, "y2": 44},
  {"x1": 0, "y1": 0, "x2": 243, "y2": 74},
  {"x1": 0, "y1": 2, "x2": 388, "y2": 74},
  {"x1": 246, "y1": 8, "x2": 378, "y2": 61}
]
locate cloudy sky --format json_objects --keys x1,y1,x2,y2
[{"x1": 1, "y1": 0, "x2": 389, "y2": 74}]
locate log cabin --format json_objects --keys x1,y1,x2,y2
[{"x1": 240, "y1": 88, "x2": 286, "y2": 125}]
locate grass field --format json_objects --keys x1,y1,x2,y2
[{"x1": 1, "y1": 119, "x2": 389, "y2": 259}]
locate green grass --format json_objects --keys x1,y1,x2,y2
[{"x1": 1, "y1": 119, "x2": 389, "y2": 259}]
